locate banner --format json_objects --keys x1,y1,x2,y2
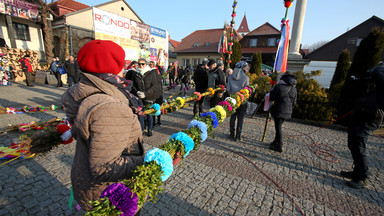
[
  {"x1": 149, "y1": 26, "x2": 168, "y2": 66},
  {"x1": 94, "y1": 8, "x2": 168, "y2": 67},
  {"x1": 0, "y1": 0, "x2": 38, "y2": 21}
]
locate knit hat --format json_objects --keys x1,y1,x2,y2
[
  {"x1": 207, "y1": 60, "x2": 216, "y2": 67},
  {"x1": 77, "y1": 40, "x2": 125, "y2": 75},
  {"x1": 202, "y1": 58, "x2": 209, "y2": 65},
  {"x1": 235, "y1": 61, "x2": 248, "y2": 69}
]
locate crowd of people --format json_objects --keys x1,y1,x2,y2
[{"x1": 58, "y1": 40, "x2": 384, "y2": 212}]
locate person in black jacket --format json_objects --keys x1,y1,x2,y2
[
  {"x1": 169, "y1": 63, "x2": 176, "y2": 86},
  {"x1": 64, "y1": 55, "x2": 80, "y2": 87},
  {"x1": 134, "y1": 58, "x2": 163, "y2": 136},
  {"x1": 341, "y1": 63, "x2": 384, "y2": 189},
  {"x1": 209, "y1": 61, "x2": 226, "y2": 107},
  {"x1": 125, "y1": 61, "x2": 138, "y2": 81},
  {"x1": 179, "y1": 67, "x2": 192, "y2": 96},
  {"x1": 269, "y1": 73, "x2": 297, "y2": 152},
  {"x1": 193, "y1": 59, "x2": 209, "y2": 116}
]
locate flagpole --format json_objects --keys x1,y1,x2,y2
[
  {"x1": 261, "y1": 0, "x2": 293, "y2": 142},
  {"x1": 227, "y1": 0, "x2": 238, "y2": 69}
]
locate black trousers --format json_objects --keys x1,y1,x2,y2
[
  {"x1": 347, "y1": 124, "x2": 373, "y2": 180},
  {"x1": 193, "y1": 96, "x2": 206, "y2": 115},
  {"x1": 273, "y1": 117, "x2": 285, "y2": 146},
  {"x1": 53, "y1": 71, "x2": 62, "y2": 87},
  {"x1": 230, "y1": 103, "x2": 247, "y2": 138}
]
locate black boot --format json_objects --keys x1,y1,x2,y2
[
  {"x1": 228, "y1": 134, "x2": 235, "y2": 141},
  {"x1": 269, "y1": 142, "x2": 282, "y2": 152},
  {"x1": 147, "y1": 130, "x2": 153, "y2": 137},
  {"x1": 340, "y1": 171, "x2": 356, "y2": 179},
  {"x1": 235, "y1": 134, "x2": 242, "y2": 142}
]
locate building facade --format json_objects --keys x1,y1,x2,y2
[
  {"x1": 0, "y1": 0, "x2": 46, "y2": 59},
  {"x1": 174, "y1": 27, "x2": 242, "y2": 67},
  {"x1": 239, "y1": 22, "x2": 281, "y2": 67},
  {"x1": 50, "y1": 0, "x2": 143, "y2": 60}
]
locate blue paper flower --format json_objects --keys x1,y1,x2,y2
[
  {"x1": 169, "y1": 132, "x2": 194, "y2": 157},
  {"x1": 188, "y1": 120, "x2": 208, "y2": 142},
  {"x1": 144, "y1": 148, "x2": 173, "y2": 181},
  {"x1": 200, "y1": 112, "x2": 219, "y2": 129},
  {"x1": 152, "y1": 103, "x2": 161, "y2": 111},
  {"x1": 154, "y1": 110, "x2": 161, "y2": 116},
  {"x1": 150, "y1": 103, "x2": 161, "y2": 116}
]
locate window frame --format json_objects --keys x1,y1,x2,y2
[
  {"x1": 250, "y1": 38, "x2": 258, "y2": 47},
  {"x1": 267, "y1": 38, "x2": 276, "y2": 47},
  {"x1": 12, "y1": 22, "x2": 30, "y2": 41}
]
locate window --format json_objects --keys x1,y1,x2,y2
[
  {"x1": 356, "y1": 38, "x2": 362, "y2": 46},
  {"x1": 193, "y1": 43, "x2": 199, "y2": 47},
  {"x1": 250, "y1": 39, "x2": 257, "y2": 47},
  {"x1": 205, "y1": 42, "x2": 210, "y2": 47},
  {"x1": 183, "y1": 59, "x2": 190, "y2": 67},
  {"x1": 193, "y1": 58, "x2": 199, "y2": 66},
  {"x1": 267, "y1": 38, "x2": 276, "y2": 47},
  {"x1": 13, "y1": 23, "x2": 30, "y2": 41}
]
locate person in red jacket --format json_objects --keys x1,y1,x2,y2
[{"x1": 19, "y1": 54, "x2": 33, "y2": 87}]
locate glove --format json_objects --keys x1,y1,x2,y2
[{"x1": 137, "y1": 91, "x2": 146, "y2": 99}]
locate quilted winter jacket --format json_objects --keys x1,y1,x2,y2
[{"x1": 61, "y1": 73, "x2": 144, "y2": 211}]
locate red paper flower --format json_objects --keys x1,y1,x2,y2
[{"x1": 284, "y1": 0, "x2": 293, "y2": 8}]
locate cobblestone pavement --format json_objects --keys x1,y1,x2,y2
[{"x1": 0, "y1": 82, "x2": 383, "y2": 216}]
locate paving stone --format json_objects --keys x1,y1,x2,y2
[{"x1": 1, "y1": 84, "x2": 384, "y2": 215}]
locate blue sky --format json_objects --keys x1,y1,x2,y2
[{"x1": 77, "y1": 0, "x2": 384, "y2": 47}]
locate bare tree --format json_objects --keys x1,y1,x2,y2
[
  {"x1": 304, "y1": 40, "x2": 329, "y2": 52},
  {"x1": 32, "y1": 0, "x2": 57, "y2": 64}
]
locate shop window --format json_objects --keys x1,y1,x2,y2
[{"x1": 12, "y1": 23, "x2": 30, "y2": 41}]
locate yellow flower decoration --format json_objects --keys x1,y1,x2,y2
[
  {"x1": 207, "y1": 88, "x2": 215, "y2": 96},
  {"x1": 214, "y1": 105, "x2": 227, "y2": 123},
  {"x1": 243, "y1": 89, "x2": 250, "y2": 95},
  {"x1": 176, "y1": 97, "x2": 185, "y2": 107},
  {"x1": 235, "y1": 95, "x2": 241, "y2": 107}
]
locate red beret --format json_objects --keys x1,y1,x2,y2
[{"x1": 77, "y1": 40, "x2": 125, "y2": 75}]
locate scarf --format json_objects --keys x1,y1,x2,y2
[
  {"x1": 90, "y1": 73, "x2": 144, "y2": 116},
  {"x1": 137, "y1": 65, "x2": 151, "y2": 76}
]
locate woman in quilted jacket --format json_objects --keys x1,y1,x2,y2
[{"x1": 62, "y1": 40, "x2": 145, "y2": 211}]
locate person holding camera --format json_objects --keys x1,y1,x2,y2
[{"x1": 341, "y1": 62, "x2": 384, "y2": 189}]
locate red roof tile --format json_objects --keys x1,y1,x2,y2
[
  {"x1": 175, "y1": 26, "x2": 242, "y2": 53},
  {"x1": 50, "y1": 0, "x2": 89, "y2": 16},
  {"x1": 238, "y1": 14, "x2": 250, "y2": 33},
  {"x1": 169, "y1": 39, "x2": 180, "y2": 48},
  {"x1": 246, "y1": 22, "x2": 280, "y2": 36}
]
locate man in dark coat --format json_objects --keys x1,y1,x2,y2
[
  {"x1": 193, "y1": 58, "x2": 209, "y2": 116},
  {"x1": 64, "y1": 55, "x2": 80, "y2": 87},
  {"x1": 208, "y1": 61, "x2": 226, "y2": 107},
  {"x1": 341, "y1": 63, "x2": 384, "y2": 189},
  {"x1": 169, "y1": 63, "x2": 176, "y2": 86},
  {"x1": 178, "y1": 66, "x2": 192, "y2": 96},
  {"x1": 19, "y1": 54, "x2": 33, "y2": 87},
  {"x1": 269, "y1": 73, "x2": 297, "y2": 152}
]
